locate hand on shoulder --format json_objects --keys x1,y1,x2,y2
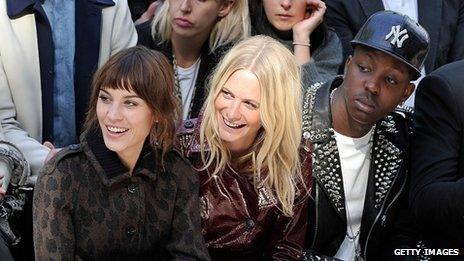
[{"x1": 43, "y1": 141, "x2": 63, "y2": 164}]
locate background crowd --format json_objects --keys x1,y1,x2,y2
[{"x1": 0, "y1": 0, "x2": 463, "y2": 260}]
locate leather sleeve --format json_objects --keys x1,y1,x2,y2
[
  {"x1": 268, "y1": 201, "x2": 309, "y2": 260},
  {"x1": 267, "y1": 149, "x2": 312, "y2": 260}
]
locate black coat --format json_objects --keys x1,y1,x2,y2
[
  {"x1": 410, "y1": 60, "x2": 464, "y2": 256},
  {"x1": 302, "y1": 78, "x2": 417, "y2": 260},
  {"x1": 324, "y1": 0, "x2": 464, "y2": 74},
  {"x1": 128, "y1": 0, "x2": 153, "y2": 21}
]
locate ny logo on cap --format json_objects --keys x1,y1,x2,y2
[{"x1": 385, "y1": 25, "x2": 409, "y2": 48}]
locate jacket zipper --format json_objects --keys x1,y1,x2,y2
[
  {"x1": 309, "y1": 183, "x2": 320, "y2": 249},
  {"x1": 363, "y1": 161, "x2": 406, "y2": 259}
]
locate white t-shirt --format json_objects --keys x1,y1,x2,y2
[
  {"x1": 177, "y1": 58, "x2": 201, "y2": 120},
  {"x1": 382, "y1": 0, "x2": 418, "y2": 21},
  {"x1": 382, "y1": 0, "x2": 425, "y2": 107},
  {"x1": 333, "y1": 128, "x2": 374, "y2": 261}
]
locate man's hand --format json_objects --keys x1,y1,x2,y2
[
  {"x1": 135, "y1": 1, "x2": 160, "y2": 25},
  {"x1": 43, "y1": 141, "x2": 62, "y2": 163},
  {"x1": 0, "y1": 158, "x2": 12, "y2": 201},
  {"x1": 0, "y1": 172, "x2": 5, "y2": 201}
]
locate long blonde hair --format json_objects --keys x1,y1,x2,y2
[
  {"x1": 152, "y1": 0, "x2": 250, "y2": 53},
  {"x1": 200, "y1": 35, "x2": 303, "y2": 216}
]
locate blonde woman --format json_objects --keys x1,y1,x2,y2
[
  {"x1": 137, "y1": 0, "x2": 250, "y2": 120},
  {"x1": 178, "y1": 35, "x2": 312, "y2": 260}
]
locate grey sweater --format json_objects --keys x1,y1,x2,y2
[
  {"x1": 300, "y1": 28, "x2": 343, "y2": 89},
  {"x1": 278, "y1": 28, "x2": 343, "y2": 90}
]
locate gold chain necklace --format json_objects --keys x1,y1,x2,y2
[{"x1": 173, "y1": 54, "x2": 199, "y2": 119}]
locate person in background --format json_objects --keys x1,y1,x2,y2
[
  {"x1": 178, "y1": 35, "x2": 312, "y2": 260},
  {"x1": 0, "y1": 0, "x2": 137, "y2": 258},
  {"x1": 33, "y1": 46, "x2": 210, "y2": 260},
  {"x1": 249, "y1": 0, "x2": 342, "y2": 89},
  {"x1": 137, "y1": 0, "x2": 250, "y2": 121},
  {"x1": 0, "y1": 0, "x2": 137, "y2": 186},
  {"x1": 324, "y1": 0, "x2": 464, "y2": 106},
  {"x1": 128, "y1": 0, "x2": 156, "y2": 21},
  {"x1": 410, "y1": 60, "x2": 464, "y2": 257},
  {"x1": 133, "y1": 0, "x2": 163, "y2": 25},
  {"x1": 0, "y1": 128, "x2": 19, "y2": 260},
  {"x1": 302, "y1": 11, "x2": 429, "y2": 260}
]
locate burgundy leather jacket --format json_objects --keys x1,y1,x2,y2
[{"x1": 178, "y1": 118, "x2": 313, "y2": 260}]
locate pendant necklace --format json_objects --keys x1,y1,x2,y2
[{"x1": 345, "y1": 202, "x2": 362, "y2": 260}]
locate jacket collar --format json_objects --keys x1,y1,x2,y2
[
  {"x1": 81, "y1": 128, "x2": 159, "y2": 187},
  {"x1": 7, "y1": 0, "x2": 36, "y2": 18},
  {"x1": 179, "y1": 106, "x2": 208, "y2": 157},
  {"x1": 90, "y1": 0, "x2": 114, "y2": 5},
  {"x1": 6, "y1": 0, "x2": 114, "y2": 18},
  {"x1": 304, "y1": 78, "x2": 346, "y2": 220},
  {"x1": 305, "y1": 77, "x2": 406, "y2": 223},
  {"x1": 417, "y1": 0, "x2": 441, "y2": 73}
]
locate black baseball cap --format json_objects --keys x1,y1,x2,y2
[{"x1": 351, "y1": 10, "x2": 430, "y2": 80}]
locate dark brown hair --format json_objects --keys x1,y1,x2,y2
[
  {"x1": 84, "y1": 46, "x2": 180, "y2": 165},
  {"x1": 248, "y1": 0, "x2": 326, "y2": 51}
]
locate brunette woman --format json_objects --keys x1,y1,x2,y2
[
  {"x1": 250, "y1": 0, "x2": 342, "y2": 88},
  {"x1": 33, "y1": 46, "x2": 210, "y2": 260}
]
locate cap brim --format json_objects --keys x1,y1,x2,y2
[{"x1": 351, "y1": 41, "x2": 421, "y2": 80}]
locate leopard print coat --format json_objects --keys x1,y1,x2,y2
[{"x1": 33, "y1": 130, "x2": 210, "y2": 260}]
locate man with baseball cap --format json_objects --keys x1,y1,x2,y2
[{"x1": 302, "y1": 11, "x2": 429, "y2": 260}]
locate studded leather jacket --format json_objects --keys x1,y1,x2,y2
[
  {"x1": 177, "y1": 117, "x2": 312, "y2": 260},
  {"x1": 302, "y1": 77, "x2": 417, "y2": 260}
]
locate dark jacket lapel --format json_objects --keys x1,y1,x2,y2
[
  {"x1": 359, "y1": 0, "x2": 384, "y2": 18},
  {"x1": 418, "y1": 0, "x2": 442, "y2": 73},
  {"x1": 359, "y1": 115, "x2": 406, "y2": 251},
  {"x1": 74, "y1": 0, "x2": 114, "y2": 135},
  {"x1": 7, "y1": 0, "x2": 56, "y2": 142},
  {"x1": 309, "y1": 78, "x2": 347, "y2": 223},
  {"x1": 6, "y1": 0, "x2": 35, "y2": 18},
  {"x1": 189, "y1": 44, "x2": 211, "y2": 118}
]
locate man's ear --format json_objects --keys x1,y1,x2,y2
[
  {"x1": 401, "y1": 82, "x2": 415, "y2": 104},
  {"x1": 218, "y1": 0, "x2": 235, "y2": 18},
  {"x1": 343, "y1": 55, "x2": 352, "y2": 77}
]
